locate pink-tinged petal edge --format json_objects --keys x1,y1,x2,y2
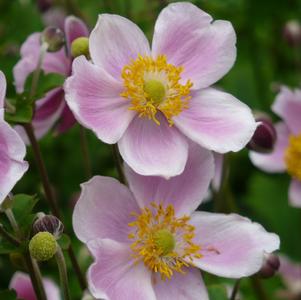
[
  {"x1": 152, "y1": 2, "x2": 236, "y2": 90},
  {"x1": 190, "y1": 212, "x2": 280, "y2": 278},
  {"x1": 0, "y1": 70, "x2": 6, "y2": 111},
  {"x1": 174, "y1": 88, "x2": 257, "y2": 153},
  {"x1": 89, "y1": 14, "x2": 150, "y2": 80},
  {"x1": 87, "y1": 239, "x2": 156, "y2": 300},
  {"x1": 272, "y1": 86, "x2": 301, "y2": 135},
  {"x1": 289, "y1": 179, "x2": 301, "y2": 208},
  {"x1": 249, "y1": 122, "x2": 290, "y2": 173},
  {"x1": 119, "y1": 113, "x2": 189, "y2": 177},
  {"x1": 73, "y1": 176, "x2": 140, "y2": 244},
  {"x1": 124, "y1": 142, "x2": 214, "y2": 216},
  {"x1": 65, "y1": 56, "x2": 135, "y2": 144}
]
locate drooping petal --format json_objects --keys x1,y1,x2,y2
[
  {"x1": 0, "y1": 122, "x2": 28, "y2": 203},
  {"x1": 249, "y1": 122, "x2": 290, "y2": 173},
  {"x1": 119, "y1": 113, "x2": 188, "y2": 177},
  {"x1": 89, "y1": 14, "x2": 150, "y2": 79},
  {"x1": 9, "y1": 271, "x2": 60, "y2": 300},
  {"x1": 152, "y1": 2, "x2": 236, "y2": 89},
  {"x1": 65, "y1": 56, "x2": 135, "y2": 144},
  {"x1": 124, "y1": 143, "x2": 214, "y2": 215},
  {"x1": 272, "y1": 86, "x2": 301, "y2": 135},
  {"x1": 174, "y1": 88, "x2": 257, "y2": 153},
  {"x1": 73, "y1": 176, "x2": 140, "y2": 244},
  {"x1": 0, "y1": 70, "x2": 6, "y2": 111},
  {"x1": 64, "y1": 15, "x2": 89, "y2": 51},
  {"x1": 189, "y1": 212, "x2": 280, "y2": 278},
  {"x1": 289, "y1": 179, "x2": 301, "y2": 208},
  {"x1": 153, "y1": 268, "x2": 209, "y2": 300},
  {"x1": 87, "y1": 239, "x2": 156, "y2": 300}
]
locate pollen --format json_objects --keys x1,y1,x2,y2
[
  {"x1": 285, "y1": 134, "x2": 301, "y2": 181},
  {"x1": 120, "y1": 55, "x2": 193, "y2": 125},
  {"x1": 128, "y1": 202, "x2": 202, "y2": 280}
]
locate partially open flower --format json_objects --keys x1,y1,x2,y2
[{"x1": 41, "y1": 26, "x2": 65, "y2": 52}]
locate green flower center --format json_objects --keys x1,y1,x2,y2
[
  {"x1": 143, "y1": 79, "x2": 166, "y2": 105},
  {"x1": 154, "y1": 229, "x2": 175, "y2": 256}
]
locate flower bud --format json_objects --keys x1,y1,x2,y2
[
  {"x1": 247, "y1": 115, "x2": 277, "y2": 153},
  {"x1": 259, "y1": 253, "x2": 280, "y2": 279},
  {"x1": 29, "y1": 232, "x2": 57, "y2": 261},
  {"x1": 32, "y1": 214, "x2": 64, "y2": 239},
  {"x1": 71, "y1": 37, "x2": 90, "y2": 58},
  {"x1": 41, "y1": 26, "x2": 65, "y2": 52},
  {"x1": 283, "y1": 20, "x2": 301, "y2": 47}
]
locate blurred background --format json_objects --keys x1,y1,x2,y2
[{"x1": 0, "y1": 0, "x2": 301, "y2": 299}]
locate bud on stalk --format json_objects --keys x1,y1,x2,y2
[{"x1": 41, "y1": 26, "x2": 65, "y2": 52}]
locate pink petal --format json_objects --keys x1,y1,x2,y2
[
  {"x1": 65, "y1": 56, "x2": 135, "y2": 144},
  {"x1": 119, "y1": 113, "x2": 189, "y2": 177},
  {"x1": 189, "y1": 212, "x2": 280, "y2": 278},
  {"x1": 55, "y1": 104, "x2": 77, "y2": 134},
  {"x1": 87, "y1": 239, "x2": 156, "y2": 300},
  {"x1": 289, "y1": 179, "x2": 301, "y2": 208},
  {"x1": 73, "y1": 176, "x2": 140, "y2": 244},
  {"x1": 89, "y1": 14, "x2": 150, "y2": 79},
  {"x1": 152, "y1": 2, "x2": 236, "y2": 89},
  {"x1": 0, "y1": 70, "x2": 6, "y2": 110},
  {"x1": 9, "y1": 271, "x2": 60, "y2": 300},
  {"x1": 124, "y1": 143, "x2": 214, "y2": 215},
  {"x1": 0, "y1": 121, "x2": 28, "y2": 203},
  {"x1": 272, "y1": 86, "x2": 301, "y2": 135},
  {"x1": 249, "y1": 122, "x2": 290, "y2": 173},
  {"x1": 64, "y1": 16, "x2": 89, "y2": 51},
  {"x1": 174, "y1": 88, "x2": 257, "y2": 153},
  {"x1": 153, "y1": 268, "x2": 209, "y2": 300},
  {"x1": 279, "y1": 255, "x2": 301, "y2": 282}
]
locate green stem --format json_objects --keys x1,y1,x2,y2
[
  {"x1": 0, "y1": 223, "x2": 21, "y2": 246},
  {"x1": 55, "y1": 246, "x2": 71, "y2": 300},
  {"x1": 230, "y1": 279, "x2": 241, "y2": 300},
  {"x1": 5, "y1": 208, "x2": 21, "y2": 239},
  {"x1": 79, "y1": 125, "x2": 92, "y2": 179},
  {"x1": 111, "y1": 144, "x2": 126, "y2": 184}
]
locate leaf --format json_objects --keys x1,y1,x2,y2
[
  {"x1": 0, "y1": 290, "x2": 17, "y2": 300},
  {"x1": 12, "y1": 194, "x2": 38, "y2": 224},
  {"x1": 57, "y1": 234, "x2": 71, "y2": 250},
  {"x1": 208, "y1": 284, "x2": 228, "y2": 300}
]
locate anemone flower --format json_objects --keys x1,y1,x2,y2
[
  {"x1": 0, "y1": 71, "x2": 28, "y2": 203},
  {"x1": 65, "y1": 2, "x2": 256, "y2": 178},
  {"x1": 9, "y1": 271, "x2": 60, "y2": 300},
  {"x1": 13, "y1": 16, "x2": 89, "y2": 140},
  {"x1": 250, "y1": 87, "x2": 301, "y2": 207},
  {"x1": 73, "y1": 144, "x2": 279, "y2": 300}
]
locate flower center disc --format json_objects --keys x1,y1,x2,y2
[
  {"x1": 285, "y1": 134, "x2": 301, "y2": 181},
  {"x1": 120, "y1": 55, "x2": 193, "y2": 125},
  {"x1": 128, "y1": 202, "x2": 202, "y2": 280}
]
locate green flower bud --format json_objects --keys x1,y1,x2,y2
[
  {"x1": 71, "y1": 37, "x2": 89, "y2": 58},
  {"x1": 41, "y1": 26, "x2": 65, "y2": 52},
  {"x1": 29, "y1": 232, "x2": 57, "y2": 261}
]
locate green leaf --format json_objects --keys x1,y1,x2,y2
[
  {"x1": 0, "y1": 290, "x2": 17, "y2": 300},
  {"x1": 12, "y1": 194, "x2": 38, "y2": 223},
  {"x1": 208, "y1": 284, "x2": 228, "y2": 300},
  {"x1": 57, "y1": 234, "x2": 71, "y2": 250}
]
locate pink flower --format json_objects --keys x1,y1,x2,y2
[
  {"x1": 65, "y1": 2, "x2": 257, "y2": 177},
  {"x1": 9, "y1": 271, "x2": 60, "y2": 300},
  {"x1": 0, "y1": 71, "x2": 28, "y2": 203},
  {"x1": 249, "y1": 87, "x2": 301, "y2": 207},
  {"x1": 73, "y1": 144, "x2": 279, "y2": 300},
  {"x1": 13, "y1": 16, "x2": 89, "y2": 140}
]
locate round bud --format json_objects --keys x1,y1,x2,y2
[
  {"x1": 247, "y1": 114, "x2": 277, "y2": 153},
  {"x1": 283, "y1": 20, "x2": 301, "y2": 47},
  {"x1": 32, "y1": 214, "x2": 64, "y2": 238},
  {"x1": 41, "y1": 27, "x2": 65, "y2": 52},
  {"x1": 29, "y1": 232, "x2": 57, "y2": 261},
  {"x1": 259, "y1": 253, "x2": 280, "y2": 279},
  {"x1": 71, "y1": 37, "x2": 89, "y2": 58}
]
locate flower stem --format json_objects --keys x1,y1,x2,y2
[
  {"x1": 111, "y1": 144, "x2": 126, "y2": 184},
  {"x1": 79, "y1": 125, "x2": 92, "y2": 179},
  {"x1": 230, "y1": 279, "x2": 241, "y2": 300},
  {"x1": 55, "y1": 246, "x2": 71, "y2": 300},
  {"x1": 5, "y1": 208, "x2": 21, "y2": 238},
  {"x1": 0, "y1": 223, "x2": 21, "y2": 246}
]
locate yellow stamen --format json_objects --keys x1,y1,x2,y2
[
  {"x1": 120, "y1": 55, "x2": 193, "y2": 125},
  {"x1": 128, "y1": 202, "x2": 202, "y2": 280},
  {"x1": 285, "y1": 134, "x2": 301, "y2": 181}
]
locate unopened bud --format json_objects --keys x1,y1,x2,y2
[
  {"x1": 41, "y1": 27, "x2": 65, "y2": 52},
  {"x1": 283, "y1": 20, "x2": 301, "y2": 47},
  {"x1": 29, "y1": 232, "x2": 57, "y2": 261},
  {"x1": 247, "y1": 114, "x2": 277, "y2": 153},
  {"x1": 32, "y1": 214, "x2": 64, "y2": 238},
  {"x1": 71, "y1": 37, "x2": 89, "y2": 58},
  {"x1": 259, "y1": 253, "x2": 280, "y2": 279}
]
